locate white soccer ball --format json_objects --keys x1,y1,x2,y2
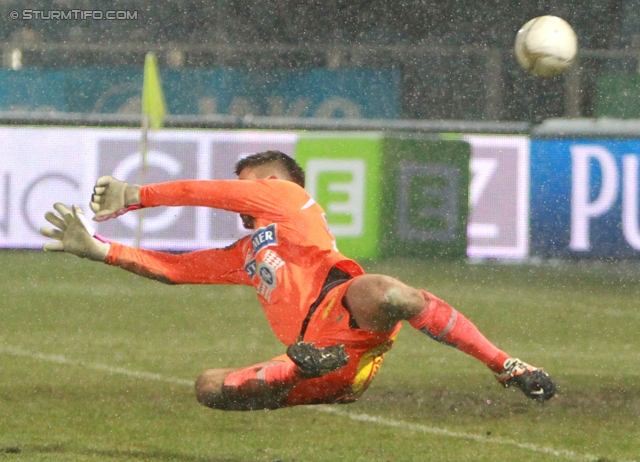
[{"x1": 514, "y1": 15, "x2": 578, "y2": 78}]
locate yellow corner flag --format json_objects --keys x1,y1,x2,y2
[{"x1": 142, "y1": 52, "x2": 166, "y2": 130}]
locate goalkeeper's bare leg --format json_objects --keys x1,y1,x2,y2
[
  {"x1": 195, "y1": 361, "x2": 293, "y2": 411},
  {"x1": 343, "y1": 275, "x2": 556, "y2": 402},
  {"x1": 195, "y1": 345, "x2": 350, "y2": 410}
]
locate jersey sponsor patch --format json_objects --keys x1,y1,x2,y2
[
  {"x1": 262, "y1": 249, "x2": 284, "y2": 269},
  {"x1": 258, "y1": 265, "x2": 275, "y2": 286},
  {"x1": 255, "y1": 250, "x2": 285, "y2": 301},
  {"x1": 257, "y1": 281, "x2": 273, "y2": 300},
  {"x1": 244, "y1": 259, "x2": 257, "y2": 279},
  {"x1": 251, "y1": 224, "x2": 277, "y2": 254}
]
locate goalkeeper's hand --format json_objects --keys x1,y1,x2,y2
[
  {"x1": 40, "y1": 203, "x2": 110, "y2": 262},
  {"x1": 90, "y1": 175, "x2": 142, "y2": 222}
]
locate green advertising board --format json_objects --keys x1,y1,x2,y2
[
  {"x1": 294, "y1": 133, "x2": 470, "y2": 260},
  {"x1": 295, "y1": 133, "x2": 384, "y2": 259},
  {"x1": 380, "y1": 137, "x2": 470, "y2": 259}
]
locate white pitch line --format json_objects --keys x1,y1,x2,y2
[
  {"x1": 0, "y1": 344, "x2": 192, "y2": 387},
  {"x1": 1, "y1": 344, "x2": 633, "y2": 462},
  {"x1": 315, "y1": 407, "x2": 609, "y2": 462}
]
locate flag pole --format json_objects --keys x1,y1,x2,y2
[
  {"x1": 135, "y1": 113, "x2": 149, "y2": 248},
  {"x1": 137, "y1": 51, "x2": 166, "y2": 248}
]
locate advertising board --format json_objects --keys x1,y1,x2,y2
[
  {"x1": 531, "y1": 139, "x2": 640, "y2": 258},
  {"x1": 0, "y1": 127, "x2": 297, "y2": 250},
  {"x1": 1, "y1": 127, "x2": 526, "y2": 260},
  {"x1": 463, "y1": 136, "x2": 530, "y2": 259},
  {"x1": 0, "y1": 68, "x2": 399, "y2": 119},
  {"x1": 380, "y1": 137, "x2": 469, "y2": 259}
]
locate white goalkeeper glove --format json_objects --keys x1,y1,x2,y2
[
  {"x1": 90, "y1": 175, "x2": 142, "y2": 222},
  {"x1": 40, "y1": 203, "x2": 110, "y2": 261}
]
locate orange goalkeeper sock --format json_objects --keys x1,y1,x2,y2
[
  {"x1": 409, "y1": 290, "x2": 509, "y2": 374},
  {"x1": 223, "y1": 362, "x2": 302, "y2": 390}
]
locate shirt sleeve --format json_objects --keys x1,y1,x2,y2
[
  {"x1": 139, "y1": 179, "x2": 304, "y2": 221},
  {"x1": 105, "y1": 239, "x2": 251, "y2": 286}
]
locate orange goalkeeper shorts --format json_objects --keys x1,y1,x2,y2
[{"x1": 280, "y1": 277, "x2": 402, "y2": 406}]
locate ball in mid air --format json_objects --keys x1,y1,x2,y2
[{"x1": 514, "y1": 15, "x2": 578, "y2": 78}]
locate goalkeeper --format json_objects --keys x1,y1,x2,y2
[{"x1": 40, "y1": 150, "x2": 556, "y2": 410}]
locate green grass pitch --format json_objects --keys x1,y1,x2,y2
[{"x1": 1, "y1": 251, "x2": 638, "y2": 461}]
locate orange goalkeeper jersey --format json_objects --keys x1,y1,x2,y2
[{"x1": 105, "y1": 179, "x2": 365, "y2": 345}]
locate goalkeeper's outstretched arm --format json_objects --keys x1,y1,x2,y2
[
  {"x1": 40, "y1": 203, "x2": 251, "y2": 286},
  {"x1": 105, "y1": 241, "x2": 251, "y2": 285},
  {"x1": 89, "y1": 175, "x2": 297, "y2": 223}
]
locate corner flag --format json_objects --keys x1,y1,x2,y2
[
  {"x1": 142, "y1": 52, "x2": 166, "y2": 129},
  {"x1": 137, "y1": 51, "x2": 166, "y2": 247}
]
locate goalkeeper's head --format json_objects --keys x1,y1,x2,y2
[
  {"x1": 235, "y1": 150, "x2": 305, "y2": 187},
  {"x1": 234, "y1": 151, "x2": 305, "y2": 230}
]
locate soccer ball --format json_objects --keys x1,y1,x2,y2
[{"x1": 514, "y1": 15, "x2": 578, "y2": 78}]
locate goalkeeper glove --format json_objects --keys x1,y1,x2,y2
[
  {"x1": 40, "y1": 203, "x2": 110, "y2": 261},
  {"x1": 90, "y1": 175, "x2": 142, "y2": 222}
]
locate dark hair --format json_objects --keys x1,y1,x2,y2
[{"x1": 234, "y1": 150, "x2": 305, "y2": 187}]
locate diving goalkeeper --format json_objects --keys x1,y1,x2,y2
[{"x1": 40, "y1": 150, "x2": 556, "y2": 410}]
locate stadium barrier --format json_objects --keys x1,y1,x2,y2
[
  {"x1": 2, "y1": 42, "x2": 635, "y2": 121},
  {"x1": 0, "y1": 68, "x2": 400, "y2": 119},
  {"x1": 1, "y1": 116, "x2": 531, "y2": 259},
  {"x1": 24, "y1": 115, "x2": 640, "y2": 260}
]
